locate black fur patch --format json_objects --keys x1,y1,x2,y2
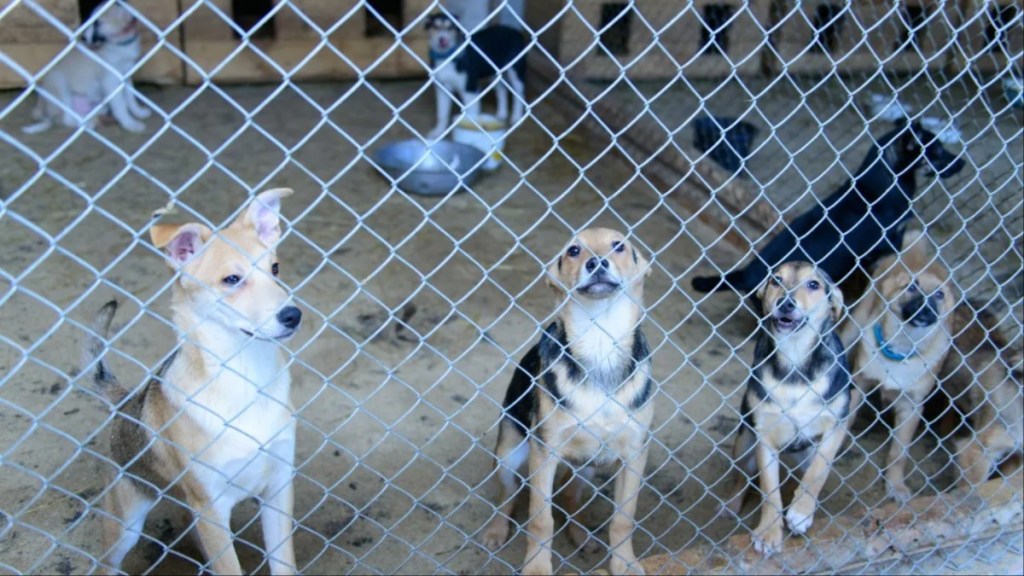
[{"x1": 500, "y1": 343, "x2": 541, "y2": 436}]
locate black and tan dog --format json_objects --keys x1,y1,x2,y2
[
  {"x1": 691, "y1": 121, "x2": 964, "y2": 297},
  {"x1": 722, "y1": 262, "x2": 851, "y2": 556},
  {"x1": 481, "y1": 228, "x2": 653, "y2": 575},
  {"x1": 841, "y1": 229, "x2": 956, "y2": 501}
]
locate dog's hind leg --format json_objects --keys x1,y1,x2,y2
[
  {"x1": 560, "y1": 466, "x2": 600, "y2": 553},
  {"x1": 787, "y1": 423, "x2": 846, "y2": 537},
  {"x1": 720, "y1": 424, "x2": 757, "y2": 517},
  {"x1": 481, "y1": 424, "x2": 527, "y2": 550},
  {"x1": 99, "y1": 477, "x2": 156, "y2": 575}
]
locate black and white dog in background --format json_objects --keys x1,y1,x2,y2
[{"x1": 424, "y1": 13, "x2": 527, "y2": 139}]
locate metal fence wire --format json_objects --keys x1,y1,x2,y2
[{"x1": 0, "y1": 0, "x2": 1022, "y2": 574}]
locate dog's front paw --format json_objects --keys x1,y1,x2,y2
[
  {"x1": 886, "y1": 480, "x2": 913, "y2": 503},
  {"x1": 133, "y1": 105, "x2": 152, "y2": 119},
  {"x1": 784, "y1": 507, "x2": 814, "y2": 535},
  {"x1": 425, "y1": 126, "x2": 445, "y2": 140},
  {"x1": 751, "y1": 525, "x2": 783, "y2": 556},
  {"x1": 609, "y1": 556, "x2": 645, "y2": 575},
  {"x1": 521, "y1": 558, "x2": 553, "y2": 576},
  {"x1": 480, "y1": 518, "x2": 510, "y2": 551}
]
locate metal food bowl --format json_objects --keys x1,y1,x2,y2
[{"x1": 372, "y1": 139, "x2": 486, "y2": 196}]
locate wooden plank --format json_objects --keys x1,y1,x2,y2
[
  {"x1": 180, "y1": 0, "x2": 429, "y2": 83},
  {"x1": 948, "y1": 0, "x2": 1023, "y2": 75},
  {"x1": 0, "y1": 0, "x2": 183, "y2": 88},
  {"x1": 182, "y1": 37, "x2": 429, "y2": 84}
]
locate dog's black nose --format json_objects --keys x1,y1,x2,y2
[
  {"x1": 778, "y1": 299, "x2": 796, "y2": 313},
  {"x1": 277, "y1": 306, "x2": 302, "y2": 329},
  {"x1": 585, "y1": 257, "x2": 609, "y2": 273}
]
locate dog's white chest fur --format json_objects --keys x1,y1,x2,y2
[
  {"x1": 433, "y1": 59, "x2": 467, "y2": 94},
  {"x1": 166, "y1": 342, "x2": 294, "y2": 501},
  {"x1": 757, "y1": 378, "x2": 840, "y2": 447}
]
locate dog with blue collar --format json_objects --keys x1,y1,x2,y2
[
  {"x1": 840, "y1": 228, "x2": 956, "y2": 502},
  {"x1": 423, "y1": 12, "x2": 527, "y2": 139}
]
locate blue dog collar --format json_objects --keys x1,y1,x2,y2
[
  {"x1": 874, "y1": 323, "x2": 914, "y2": 361},
  {"x1": 429, "y1": 47, "x2": 458, "y2": 64}
]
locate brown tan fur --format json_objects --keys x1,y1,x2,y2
[
  {"x1": 722, "y1": 262, "x2": 851, "y2": 556},
  {"x1": 939, "y1": 304, "x2": 1023, "y2": 488},
  {"x1": 83, "y1": 189, "x2": 302, "y2": 575},
  {"x1": 841, "y1": 229, "x2": 956, "y2": 501},
  {"x1": 481, "y1": 228, "x2": 653, "y2": 575}
]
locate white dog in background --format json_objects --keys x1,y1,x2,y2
[{"x1": 22, "y1": 0, "x2": 150, "y2": 134}]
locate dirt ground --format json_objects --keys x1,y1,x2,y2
[{"x1": 0, "y1": 77, "x2": 1020, "y2": 575}]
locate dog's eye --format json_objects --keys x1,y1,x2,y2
[
  {"x1": 907, "y1": 282, "x2": 918, "y2": 294},
  {"x1": 272, "y1": 263, "x2": 280, "y2": 276},
  {"x1": 934, "y1": 290, "x2": 944, "y2": 300},
  {"x1": 770, "y1": 275, "x2": 782, "y2": 286},
  {"x1": 806, "y1": 280, "x2": 820, "y2": 291},
  {"x1": 612, "y1": 241, "x2": 625, "y2": 253},
  {"x1": 567, "y1": 245, "x2": 581, "y2": 258},
  {"x1": 223, "y1": 275, "x2": 242, "y2": 286}
]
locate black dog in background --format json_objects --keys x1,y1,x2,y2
[{"x1": 691, "y1": 121, "x2": 964, "y2": 296}]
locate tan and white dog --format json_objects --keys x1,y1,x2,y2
[
  {"x1": 481, "y1": 228, "x2": 653, "y2": 575},
  {"x1": 841, "y1": 229, "x2": 956, "y2": 501},
  {"x1": 83, "y1": 188, "x2": 301, "y2": 574},
  {"x1": 940, "y1": 303, "x2": 1023, "y2": 489},
  {"x1": 23, "y1": 0, "x2": 150, "y2": 134}
]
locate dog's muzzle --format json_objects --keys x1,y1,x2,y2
[
  {"x1": 771, "y1": 299, "x2": 805, "y2": 332},
  {"x1": 578, "y1": 258, "x2": 621, "y2": 296},
  {"x1": 901, "y1": 296, "x2": 938, "y2": 327}
]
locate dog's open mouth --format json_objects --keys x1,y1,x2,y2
[
  {"x1": 772, "y1": 314, "x2": 804, "y2": 332},
  {"x1": 578, "y1": 279, "x2": 621, "y2": 296},
  {"x1": 241, "y1": 328, "x2": 297, "y2": 341}
]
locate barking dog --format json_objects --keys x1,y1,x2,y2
[
  {"x1": 940, "y1": 303, "x2": 1023, "y2": 489},
  {"x1": 841, "y1": 229, "x2": 956, "y2": 501},
  {"x1": 424, "y1": 12, "x2": 526, "y2": 139},
  {"x1": 23, "y1": 0, "x2": 150, "y2": 134},
  {"x1": 83, "y1": 188, "x2": 302, "y2": 574},
  {"x1": 691, "y1": 122, "x2": 964, "y2": 297},
  {"x1": 722, "y1": 262, "x2": 850, "y2": 556},
  {"x1": 481, "y1": 228, "x2": 653, "y2": 575}
]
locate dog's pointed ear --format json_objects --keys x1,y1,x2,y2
[
  {"x1": 827, "y1": 278, "x2": 845, "y2": 322},
  {"x1": 244, "y1": 188, "x2": 293, "y2": 246},
  {"x1": 546, "y1": 257, "x2": 565, "y2": 293},
  {"x1": 150, "y1": 223, "x2": 210, "y2": 268},
  {"x1": 755, "y1": 272, "x2": 772, "y2": 303},
  {"x1": 632, "y1": 247, "x2": 652, "y2": 278}
]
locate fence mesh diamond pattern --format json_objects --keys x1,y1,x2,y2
[{"x1": 0, "y1": 0, "x2": 1022, "y2": 574}]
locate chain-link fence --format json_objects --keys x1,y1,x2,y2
[{"x1": 0, "y1": 0, "x2": 1022, "y2": 574}]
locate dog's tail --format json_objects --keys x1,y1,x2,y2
[
  {"x1": 82, "y1": 300, "x2": 128, "y2": 401},
  {"x1": 691, "y1": 270, "x2": 751, "y2": 294},
  {"x1": 21, "y1": 119, "x2": 53, "y2": 135}
]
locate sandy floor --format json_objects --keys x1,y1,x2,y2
[{"x1": 0, "y1": 78, "x2": 1020, "y2": 575}]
